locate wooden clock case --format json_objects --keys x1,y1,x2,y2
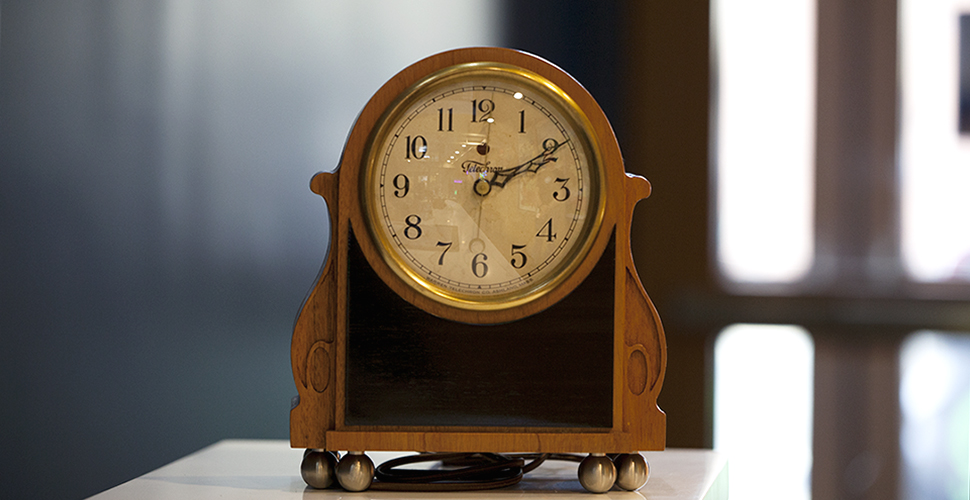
[{"x1": 290, "y1": 47, "x2": 666, "y2": 455}]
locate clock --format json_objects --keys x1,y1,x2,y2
[
  {"x1": 290, "y1": 47, "x2": 666, "y2": 493},
  {"x1": 361, "y1": 60, "x2": 602, "y2": 318}
]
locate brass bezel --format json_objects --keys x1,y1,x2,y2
[{"x1": 360, "y1": 62, "x2": 606, "y2": 312}]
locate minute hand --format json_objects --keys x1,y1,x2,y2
[{"x1": 485, "y1": 138, "x2": 570, "y2": 191}]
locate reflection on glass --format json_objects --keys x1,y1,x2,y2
[
  {"x1": 900, "y1": 331, "x2": 970, "y2": 500},
  {"x1": 714, "y1": 324, "x2": 814, "y2": 500},
  {"x1": 714, "y1": 0, "x2": 816, "y2": 283},
  {"x1": 900, "y1": 0, "x2": 970, "y2": 281}
]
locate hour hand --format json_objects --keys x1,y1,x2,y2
[{"x1": 473, "y1": 138, "x2": 569, "y2": 196}]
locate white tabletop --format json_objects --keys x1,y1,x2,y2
[{"x1": 88, "y1": 439, "x2": 727, "y2": 499}]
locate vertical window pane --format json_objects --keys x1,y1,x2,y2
[
  {"x1": 900, "y1": 0, "x2": 970, "y2": 281},
  {"x1": 714, "y1": 0, "x2": 816, "y2": 283},
  {"x1": 715, "y1": 324, "x2": 814, "y2": 500},
  {"x1": 900, "y1": 331, "x2": 970, "y2": 500}
]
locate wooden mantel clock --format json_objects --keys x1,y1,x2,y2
[{"x1": 290, "y1": 47, "x2": 665, "y2": 493}]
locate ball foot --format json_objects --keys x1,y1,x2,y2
[
  {"x1": 578, "y1": 453, "x2": 616, "y2": 493},
  {"x1": 614, "y1": 453, "x2": 649, "y2": 491},
  {"x1": 336, "y1": 451, "x2": 375, "y2": 492},
  {"x1": 301, "y1": 449, "x2": 338, "y2": 489}
]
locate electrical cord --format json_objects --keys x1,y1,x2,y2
[{"x1": 368, "y1": 452, "x2": 586, "y2": 491}]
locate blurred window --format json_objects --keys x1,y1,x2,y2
[
  {"x1": 713, "y1": 0, "x2": 970, "y2": 499},
  {"x1": 714, "y1": 324, "x2": 814, "y2": 500},
  {"x1": 899, "y1": 0, "x2": 970, "y2": 282},
  {"x1": 898, "y1": 5, "x2": 970, "y2": 496},
  {"x1": 713, "y1": 1, "x2": 818, "y2": 497},
  {"x1": 899, "y1": 331, "x2": 970, "y2": 500},
  {"x1": 713, "y1": 0, "x2": 816, "y2": 283}
]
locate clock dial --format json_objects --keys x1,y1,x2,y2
[{"x1": 362, "y1": 64, "x2": 604, "y2": 310}]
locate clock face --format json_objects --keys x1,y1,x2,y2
[{"x1": 361, "y1": 63, "x2": 604, "y2": 311}]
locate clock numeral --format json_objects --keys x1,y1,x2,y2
[
  {"x1": 406, "y1": 135, "x2": 427, "y2": 159},
  {"x1": 471, "y1": 99, "x2": 494, "y2": 123},
  {"x1": 537, "y1": 219, "x2": 557, "y2": 242},
  {"x1": 553, "y1": 177, "x2": 570, "y2": 201},
  {"x1": 438, "y1": 107, "x2": 453, "y2": 132},
  {"x1": 519, "y1": 110, "x2": 526, "y2": 133},
  {"x1": 436, "y1": 241, "x2": 452, "y2": 265},
  {"x1": 510, "y1": 244, "x2": 527, "y2": 269},
  {"x1": 404, "y1": 214, "x2": 422, "y2": 240},
  {"x1": 471, "y1": 252, "x2": 489, "y2": 278},
  {"x1": 393, "y1": 174, "x2": 410, "y2": 198}
]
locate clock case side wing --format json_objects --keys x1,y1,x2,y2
[
  {"x1": 617, "y1": 172, "x2": 667, "y2": 451},
  {"x1": 290, "y1": 170, "x2": 340, "y2": 450}
]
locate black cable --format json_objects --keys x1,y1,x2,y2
[{"x1": 368, "y1": 452, "x2": 584, "y2": 492}]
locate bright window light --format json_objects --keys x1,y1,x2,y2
[
  {"x1": 900, "y1": 0, "x2": 970, "y2": 281},
  {"x1": 714, "y1": 0, "x2": 816, "y2": 283},
  {"x1": 715, "y1": 324, "x2": 814, "y2": 500},
  {"x1": 900, "y1": 331, "x2": 970, "y2": 500}
]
